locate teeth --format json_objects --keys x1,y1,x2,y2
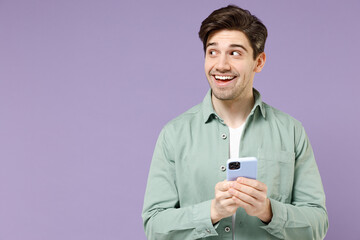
[{"x1": 214, "y1": 75, "x2": 234, "y2": 80}]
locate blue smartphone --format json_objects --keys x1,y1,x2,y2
[{"x1": 226, "y1": 157, "x2": 258, "y2": 181}]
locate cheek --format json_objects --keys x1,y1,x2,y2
[
  {"x1": 204, "y1": 61, "x2": 213, "y2": 74},
  {"x1": 235, "y1": 63, "x2": 253, "y2": 75}
]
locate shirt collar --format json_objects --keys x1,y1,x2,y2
[{"x1": 202, "y1": 88, "x2": 266, "y2": 124}]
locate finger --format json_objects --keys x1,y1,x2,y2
[
  {"x1": 228, "y1": 187, "x2": 256, "y2": 206},
  {"x1": 220, "y1": 197, "x2": 240, "y2": 207},
  {"x1": 236, "y1": 177, "x2": 267, "y2": 191},
  {"x1": 215, "y1": 188, "x2": 233, "y2": 200},
  {"x1": 231, "y1": 195, "x2": 252, "y2": 210},
  {"x1": 216, "y1": 180, "x2": 231, "y2": 191},
  {"x1": 218, "y1": 198, "x2": 240, "y2": 216},
  {"x1": 230, "y1": 182, "x2": 264, "y2": 200}
]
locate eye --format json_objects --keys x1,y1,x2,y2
[
  {"x1": 208, "y1": 50, "x2": 217, "y2": 56},
  {"x1": 231, "y1": 51, "x2": 241, "y2": 56}
]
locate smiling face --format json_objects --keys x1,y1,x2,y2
[{"x1": 204, "y1": 29, "x2": 265, "y2": 102}]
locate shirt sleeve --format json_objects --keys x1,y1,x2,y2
[
  {"x1": 260, "y1": 125, "x2": 329, "y2": 239},
  {"x1": 142, "y1": 127, "x2": 218, "y2": 240}
]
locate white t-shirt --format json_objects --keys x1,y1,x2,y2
[{"x1": 229, "y1": 124, "x2": 245, "y2": 159}]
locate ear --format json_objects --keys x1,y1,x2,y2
[{"x1": 254, "y1": 52, "x2": 266, "y2": 73}]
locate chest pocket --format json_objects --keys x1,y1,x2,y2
[{"x1": 257, "y1": 149, "x2": 295, "y2": 203}]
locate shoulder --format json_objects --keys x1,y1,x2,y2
[
  {"x1": 263, "y1": 102, "x2": 303, "y2": 129},
  {"x1": 160, "y1": 102, "x2": 203, "y2": 136},
  {"x1": 262, "y1": 102, "x2": 308, "y2": 150},
  {"x1": 262, "y1": 102, "x2": 307, "y2": 144}
]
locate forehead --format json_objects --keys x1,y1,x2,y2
[{"x1": 207, "y1": 29, "x2": 252, "y2": 50}]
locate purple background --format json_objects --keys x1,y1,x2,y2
[{"x1": 0, "y1": 0, "x2": 359, "y2": 239}]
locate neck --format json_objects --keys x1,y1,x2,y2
[{"x1": 212, "y1": 90, "x2": 255, "y2": 129}]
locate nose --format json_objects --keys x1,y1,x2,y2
[{"x1": 215, "y1": 54, "x2": 231, "y2": 72}]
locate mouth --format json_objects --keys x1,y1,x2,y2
[{"x1": 212, "y1": 74, "x2": 236, "y2": 86}]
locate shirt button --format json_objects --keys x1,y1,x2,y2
[
  {"x1": 221, "y1": 133, "x2": 227, "y2": 139},
  {"x1": 220, "y1": 165, "x2": 226, "y2": 172},
  {"x1": 224, "y1": 226, "x2": 231, "y2": 232},
  {"x1": 206, "y1": 229, "x2": 211, "y2": 233}
]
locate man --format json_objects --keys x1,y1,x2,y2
[{"x1": 142, "y1": 5, "x2": 328, "y2": 240}]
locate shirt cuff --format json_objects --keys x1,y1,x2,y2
[
  {"x1": 192, "y1": 200, "x2": 218, "y2": 238},
  {"x1": 260, "y1": 198, "x2": 287, "y2": 239}
]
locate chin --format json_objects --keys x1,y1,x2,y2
[{"x1": 212, "y1": 90, "x2": 236, "y2": 101}]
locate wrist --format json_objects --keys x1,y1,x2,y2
[
  {"x1": 210, "y1": 200, "x2": 221, "y2": 224},
  {"x1": 258, "y1": 198, "x2": 273, "y2": 223}
]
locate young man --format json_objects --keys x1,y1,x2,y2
[{"x1": 142, "y1": 5, "x2": 328, "y2": 240}]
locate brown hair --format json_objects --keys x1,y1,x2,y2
[{"x1": 198, "y1": 5, "x2": 268, "y2": 59}]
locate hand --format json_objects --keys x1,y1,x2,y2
[
  {"x1": 210, "y1": 180, "x2": 240, "y2": 224},
  {"x1": 228, "y1": 177, "x2": 273, "y2": 223}
]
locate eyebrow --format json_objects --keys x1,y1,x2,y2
[{"x1": 206, "y1": 42, "x2": 248, "y2": 52}]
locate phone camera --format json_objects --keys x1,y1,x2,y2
[{"x1": 229, "y1": 161, "x2": 241, "y2": 170}]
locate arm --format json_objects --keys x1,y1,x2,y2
[
  {"x1": 142, "y1": 128, "x2": 218, "y2": 240},
  {"x1": 260, "y1": 125, "x2": 329, "y2": 239}
]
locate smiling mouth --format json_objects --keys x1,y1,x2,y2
[
  {"x1": 214, "y1": 75, "x2": 236, "y2": 81},
  {"x1": 212, "y1": 75, "x2": 236, "y2": 85}
]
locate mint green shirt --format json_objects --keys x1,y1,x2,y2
[{"x1": 142, "y1": 89, "x2": 328, "y2": 239}]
